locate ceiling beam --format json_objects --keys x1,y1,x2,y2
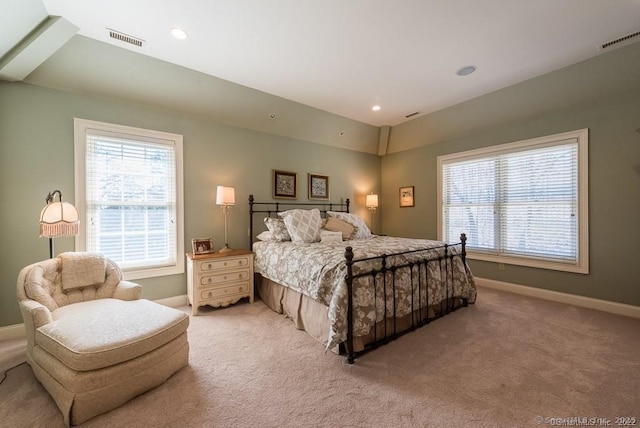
[{"x1": 0, "y1": 16, "x2": 78, "y2": 82}]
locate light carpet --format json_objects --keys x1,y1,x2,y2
[{"x1": 1, "y1": 286, "x2": 639, "y2": 427}]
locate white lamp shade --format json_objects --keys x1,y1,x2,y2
[
  {"x1": 216, "y1": 186, "x2": 236, "y2": 205},
  {"x1": 365, "y1": 194, "x2": 379, "y2": 208},
  {"x1": 39, "y1": 201, "x2": 80, "y2": 237}
]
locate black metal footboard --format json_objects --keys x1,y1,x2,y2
[{"x1": 344, "y1": 234, "x2": 468, "y2": 364}]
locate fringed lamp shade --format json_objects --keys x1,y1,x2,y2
[
  {"x1": 39, "y1": 190, "x2": 80, "y2": 258},
  {"x1": 39, "y1": 201, "x2": 80, "y2": 237}
]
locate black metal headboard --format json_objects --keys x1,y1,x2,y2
[{"x1": 248, "y1": 194, "x2": 350, "y2": 248}]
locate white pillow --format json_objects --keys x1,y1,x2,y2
[
  {"x1": 278, "y1": 209, "x2": 322, "y2": 243},
  {"x1": 264, "y1": 217, "x2": 290, "y2": 241},
  {"x1": 320, "y1": 230, "x2": 343, "y2": 243},
  {"x1": 327, "y1": 211, "x2": 372, "y2": 239},
  {"x1": 256, "y1": 231, "x2": 272, "y2": 241}
]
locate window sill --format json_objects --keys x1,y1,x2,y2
[
  {"x1": 122, "y1": 264, "x2": 184, "y2": 281},
  {"x1": 468, "y1": 252, "x2": 588, "y2": 274}
]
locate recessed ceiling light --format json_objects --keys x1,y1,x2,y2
[
  {"x1": 456, "y1": 65, "x2": 476, "y2": 76},
  {"x1": 171, "y1": 27, "x2": 188, "y2": 40},
  {"x1": 372, "y1": 105, "x2": 381, "y2": 111}
]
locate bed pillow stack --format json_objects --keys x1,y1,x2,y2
[
  {"x1": 278, "y1": 208, "x2": 323, "y2": 243},
  {"x1": 327, "y1": 211, "x2": 372, "y2": 239},
  {"x1": 261, "y1": 210, "x2": 371, "y2": 243}
]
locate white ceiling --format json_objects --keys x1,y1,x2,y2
[{"x1": 34, "y1": 0, "x2": 640, "y2": 126}]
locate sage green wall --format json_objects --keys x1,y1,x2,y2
[
  {"x1": 0, "y1": 81, "x2": 380, "y2": 327},
  {"x1": 24, "y1": 36, "x2": 381, "y2": 155},
  {"x1": 381, "y1": 45, "x2": 640, "y2": 306}
]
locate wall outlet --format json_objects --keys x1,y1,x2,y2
[{"x1": 498, "y1": 263, "x2": 506, "y2": 271}]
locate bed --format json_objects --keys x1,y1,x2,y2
[{"x1": 248, "y1": 195, "x2": 477, "y2": 363}]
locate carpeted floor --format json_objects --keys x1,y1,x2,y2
[{"x1": 1, "y1": 286, "x2": 639, "y2": 427}]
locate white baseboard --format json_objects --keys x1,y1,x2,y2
[
  {"x1": 476, "y1": 277, "x2": 640, "y2": 319},
  {"x1": 0, "y1": 294, "x2": 189, "y2": 342},
  {"x1": 0, "y1": 324, "x2": 26, "y2": 341},
  {"x1": 154, "y1": 294, "x2": 188, "y2": 307}
]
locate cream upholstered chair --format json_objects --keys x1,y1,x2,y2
[{"x1": 16, "y1": 252, "x2": 189, "y2": 426}]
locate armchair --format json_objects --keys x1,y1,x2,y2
[{"x1": 16, "y1": 252, "x2": 189, "y2": 426}]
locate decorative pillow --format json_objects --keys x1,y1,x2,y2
[
  {"x1": 320, "y1": 230, "x2": 343, "y2": 243},
  {"x1": 60, "y1": 252, "x2": 107, "y2": 290},
  {"x1": 324, "y1": 216, "x2": 355, "y2": 240},
  {"x1": 256, "y1": 231, "x2": 273, "y2": 241},
  {"x1": 264, "y1": 217, "x2": 290, "y2": 241},
  {"x1": 327, "y1": 211, "x2": 372, "y2": 239},
  {"x1": 278, "y1": 209, "x2": 322, "y2": 243}
]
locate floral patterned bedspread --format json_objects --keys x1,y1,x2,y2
[{"x1": 253, "y1": 236, "x2": 477, "y2": 349}]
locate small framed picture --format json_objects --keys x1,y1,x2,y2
[
  {"x1": 192, "y1": 238, "x2": 215, "y2": 255},
  {"x1": 308, "y1": 173, "x2": 329, "y2": 200},
  {"x1": 273, "y1": 170, "x2": 298, "y2": 199},
  {"x1": 399, "y1": 186, "x2": 415, "y2": 207}
]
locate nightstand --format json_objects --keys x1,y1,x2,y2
[{"x1": 186, "y1": 249, "x2": 254, "y2": 316}]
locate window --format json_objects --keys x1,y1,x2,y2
[
  {"x1": 437, "y1": 129, "x2": 588, "y2": 274},
  {"x1": 74, "y1": 118, "x2": 184, "y2": 280}
]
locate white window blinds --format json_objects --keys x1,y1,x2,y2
[
  {"x1": 499, "y1": 143, "x2": 577, "y2": 260},
  {"x1": 84, "y1": 129, "x2": 178, "y2": 272},
  {"x1": 439, "y1": 129, "x2": 588, "y2": 273}
]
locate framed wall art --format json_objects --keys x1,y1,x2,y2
[
  {"x1": 308, "y1": 173, "x2": 329, "y2": 200},
  {"x1": 192, "y1": 238, "x2": 215, "y2": 255},
  {"x1": 273, "y1": 169, "x2": 298, "y2": 199},
  {"x1": 399, "y1": 186, "x2": 415, "y2": 207}
]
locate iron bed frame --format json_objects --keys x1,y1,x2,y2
[{"x1": 248, "y1": 194, "x2": 469, "y2": 364}]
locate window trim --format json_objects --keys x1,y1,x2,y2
[
  {"x1": 74, "y1": 118, "x2": 185, "y2": 280},
  {"x1": 437, "y1": 129, "x2": 589, "y2": 274}
]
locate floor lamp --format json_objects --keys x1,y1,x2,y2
[
  {"x1": 39, "y1": 190, "x2": 80, "y2": 258},
  {"x1": 216, "y1": 185, "x2": 236, "y2": 252},
  {"x1": 365, "y1": 193, "x2": 378, "y2": 234}
]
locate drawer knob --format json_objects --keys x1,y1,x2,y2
[
  {"x1": 208, "y1": 291, "x2": 212, "y2": 297},
  {"x1": 224, "y1": 261, "x2": 228, "y2": 266},
  {"x1": 207, "y1": 278, "x2": 212, "y2": 283},
  {"x1": 207, "y1": 263, "x2": 212, "y2": 269},
  {"x1": 223, "y1": 275, "x2": 227, "y2": 280},
  {"x1": 238, "y1": 286, "x2": 242, "y2": 292},
  {"x1": 239, "y1": 273, "x2": 244, "y2": 278}
]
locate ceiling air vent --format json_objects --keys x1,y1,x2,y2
[
  {"x1": 405, "y1": 112, "x2": 420, "y2": 118},
  {"x1": 107, "y1": 28, "x2": 144, "y2": 47},
  {"x1": 599, "y1": 31, "x2": 640, "y2": 51}
]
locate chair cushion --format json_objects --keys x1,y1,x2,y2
[{"x1": 35, "y1": 298, "x2": 189, "y2": 371}]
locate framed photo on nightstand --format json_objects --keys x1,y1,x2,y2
[{"x1": 192, "y1": 238, "x2": 215, "y2": 255}]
